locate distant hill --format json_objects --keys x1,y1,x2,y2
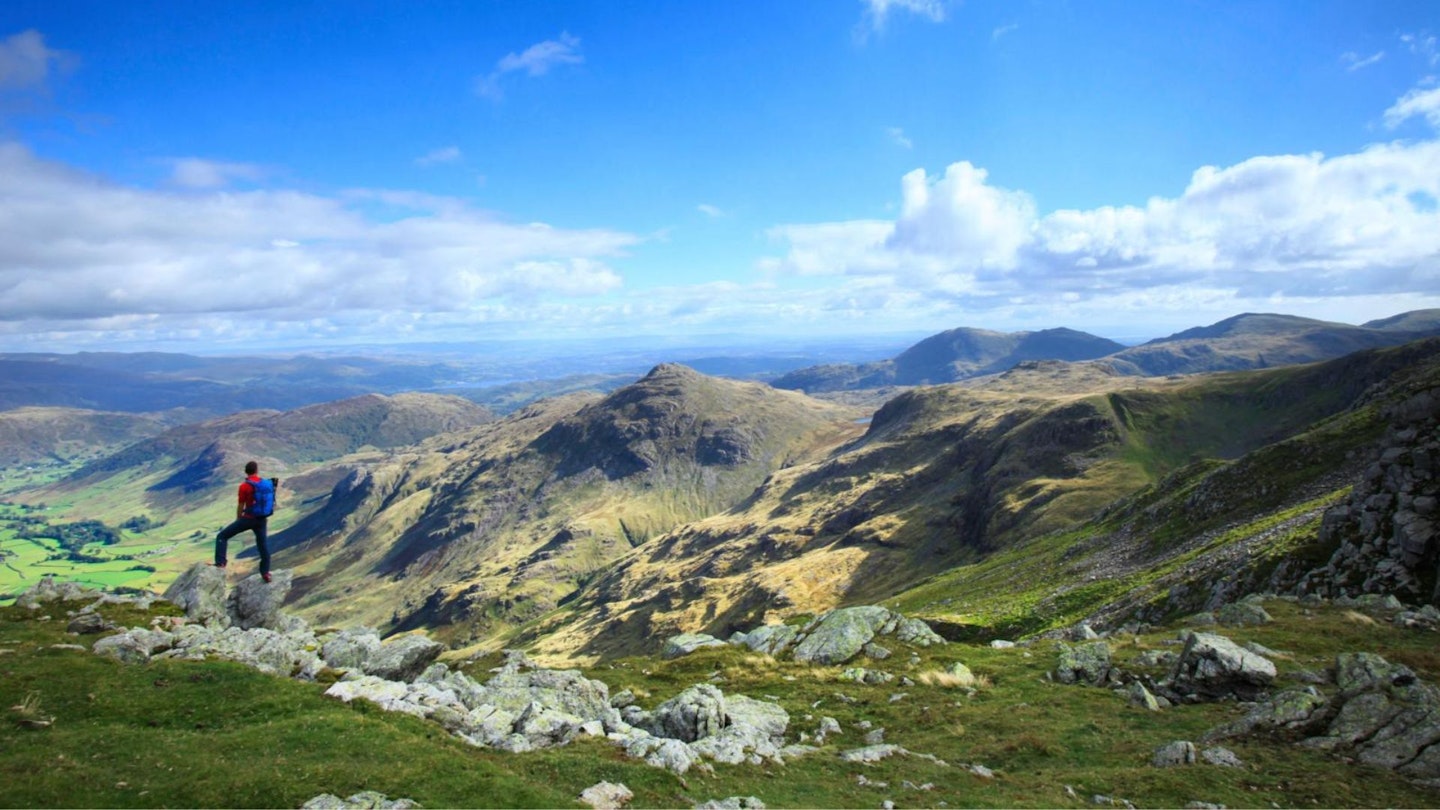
[
  {"x1": 0, "y1": 407, "x2": 169, "y2": 467},
  {"x1": 58, "y1": 393, "x2": 494, "y2": 499},
  {"x1": 1101, "y1": 310, "x2": 1440, "y2": 376},
  {"x1": 771, "y1": 327, "x2": 1125, "y2": 393}
]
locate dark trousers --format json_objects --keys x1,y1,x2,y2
[{"x1": 215, "y1": 516, "x2": 270, "y2": 575}]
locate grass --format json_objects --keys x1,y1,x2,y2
[{"x1": 6, "y1": 594, "x2": 1440, "y2": 807}]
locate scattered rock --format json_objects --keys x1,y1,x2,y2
[
  {"x1": 1201, "y1": 747, "x2": 1244, "y2": 767},
  {"x1": 365, "y1": 634, "x2": 444, "y2": 683},
  {"x1": 1165, "y1": 632, "x2": 1275, "y2": 702},
  {"x1": 663, "y1": 633, "x2": 728, "y2": 660},
  {"x1": 693, "y1": 798, "x2": 766, "y2": 810},
  {"x1": 1054, "y1": 641, "x2": 1112, "y2": 687},
  {"x1": 1125, "y1": 681, "x2": 1161, "y2": 711},
  {"x1": 1216, "y1": 600, "x2": 1272, "y2": 627},
  {"x1": 989, "y1": 640, "x2": 1016, "y2": 649},
  {"x1": 838, "y1": 667, "x2": 894, "y2": 685},
  {"x1": 1152, "y1": 740, "x2": 1197, "y2": 767},
  {"x1": 228, "y1": 571, "x2": 293, "y2": 630},
  {"x1": 790, "y1": 606, "x2": 943, "y2": 666},
  {"x1": 579, "y1": 781, "x2": 633, "y2": 809},
  {"x1": 66, "y1": 612, "x2": 109, "y2": 635},
  {"x1": 300, "y1": 791, "x2": 418, "y2": 809},
  {"x1": 730, "y1": 624, "x2": 798, "y2": 656}
]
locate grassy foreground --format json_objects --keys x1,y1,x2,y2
[{"x1": 3, "y1": 597, "x2": 1439, "y2": 808}]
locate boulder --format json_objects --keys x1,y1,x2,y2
[
  {"x1": 364, "y1": 634, "x2": 444, "y2": 683},
  {"x1": 301, "y1": 791, "x2": 419, "y2": 809},
  {"x1": 1216, "y1": 600, "x2": 1272, "y2": 627},
  {"x1": 579, "y1": 782, "x2": 633, "y2": 810},
  {"x1": 228, "y1": 570, "x2": 293, "y2": 630},
  {"x1": 16, "y1": 576, "x2": 98, "y2": 610},
  {"x1": 789, "y1": 606, "x2": 944, "y2": 665},
  {"x1": 1055, "y1": 641, "x2": 1112, "y2": 686},
  {"x1": 162, "y1": 564, "x2": 230, "y2": 626},
  {"x1": 66, "y1": 612, "x2": 110, "y2": 635},
  {"x1": 1152, "y1": 740, "x2": 1197, "y2": 767},
  {"x1": 647, "y1": 684, "x2": 727, "y2": 742},
  {"x1": 731, "y1": 624, "x2": 798, "y2": 656},
  {"x1": 1204, "y1": 687, "x2": 1327, "y2": 741},
  {"x1": 1125, "y1": 681, "x2": 1161, "y2": 711},
  {"x1": 1166, "y1": 632, "x2": 1275, "y2": 701},
  {"x1": 662, "y1": 633, "x2": 728, "y2": 660},
  {"x1": 321, "y1": 628, "x2": 384, "y2": 671}
]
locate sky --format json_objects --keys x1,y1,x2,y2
[{"x1": 0, "y1": 0, "x2": 1438, "y2": 353}]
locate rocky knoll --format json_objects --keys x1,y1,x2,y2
[
  {"x1": 1205, "y1": 651, "x2": 1440, "y2": 786},
  {"x1": 27, "y1": 566, "x2": 803, "y2": 776},
  {"x1": 1298, "y1": 382, "x2": 1439, "y2": 605},
  {"x1": 667, "y1": 605, "x2": 947, "y2": 667}
]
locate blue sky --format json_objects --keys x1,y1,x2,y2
[{"x1": 0, "y1": 1, "x2": 1438, "y2": 352}]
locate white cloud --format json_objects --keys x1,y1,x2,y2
[
  {"x1": 858, "y1": 0, "x2": 947, "y2": 37},
  {"x1": 992, "y1": 23, "x2": 1020, "y2": 41},
  {"x1": 415, "y1": 146, "x2": 462, "y2": 167},
  {"x1": 886, "y1": 126, "x2": 913, "y2": 149},
  {"x1": 0, "y1": 143, "x2": 635, "y2": 332},
  {"x1": 0, "y1": 29, "x2": 67, "y2": 91},
  {"x1": 168, "y1": 158, "x2": 266, "y2": 189},
  {"x1": 697, "y1": 203, "x2": 724, "y2": 218},
  {"x1": 1385, "y1": 85, "x2": 1440, "y2": 130},
  {"x1": 761, "y1": 86, "x2": 1440, "y2": 325},
  {"x1": 1402, "y1": 32, "x2": 1438, "y2": 67},
  {"x1": 476, "y1": 32, "x2": 583, "y2": 100},
  {"x1": 1341, "y1": 50, "x2": 1384, "y2": 71}
]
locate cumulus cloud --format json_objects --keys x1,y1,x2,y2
[
  {"x1": 475, "y1": 32, "x2": 583, "y2": 100},
  {"x1": 0, "y1": 143, "x2": 634, "y2": 332},
  {"x1": 0, "y1": 29, "x2": 68, "y2": 91},
  {"x1": 697, "y1": 203, "x2": 724, "y2": 218},
  {"x1": 762, "y1": 89, "x2": 1440, "y2": 325}
]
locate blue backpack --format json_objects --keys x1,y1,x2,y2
[{"x1": 249, "y1": 477, "x2": 276, "y2": 518}]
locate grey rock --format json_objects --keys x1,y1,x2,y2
[
  {"x1": 1055, "y1": 641, "x2": 1112, "y2": 687},
  {"x1": 1205, "y1": 687, "x2": 1327, "y2": 741},
  {"x1": 863, "y1": 728, "x2": 886, "y2": 745},
  {"x1": 579, "y1": 782, "x2": 633, "y2": 810},
  {"x1": 1167, "y1": 632, "x2": 1275, "y2": 701},
  {"x1": 863, "y1": 642, "x2": 892, "y2": 660},
  {"x1": 1126, "y1": 681, "x2": 1161, "y2": 711},
  {"x1": 731, "y1": 624, "x2": 798, "y2": 656},
  {"x1": 838, "y1": 667, "x2": 894, "y2": 685},
  {"x1": 1134, "y1": 649, "x2": 1179, "y2": 669},
  {"x1": 648, "y1": 684, "x2": 727, "y2": 742},
  {"x1": 365, "y1": 634, "x2": 444, "y2": 683},
  {"x1": 301, "y1": 791, "x2": 419, "y2": 809},
  {"x1": 693, "y1": 798, "x2": 766, "y2": 810},
  {"x1": 162, "y1": 563, "x2": 230, "y2": 626},
  {"x1": 1201, "y1": 747, "x2": 1244, "y2": 767},
  {"x1": 1217, "y1": 601, "x2": 1272, "y2": 627},
  {"x1": 67, "y1": 612, "x2": 109, "y2": 635},
  {"x1": 321, "y1": 628, "x2": 383, "y2": 671},
  {"x1": 92, "y1": 627, "x2": 175, "y2": 664},
  {"x1": 841, "y1": 744, "x2": 907, "y2": 763},
  {"x1": 989, "y1": 639, "x2": 1016, "y2": 649},
  {"x1": 662, "y1": 633, "x2": 728, "y2": 660},
  {"x1": 227, "y1": 570, "x2": 292, "y2": 630},
  {"x1": 792, "y1": 606, "x2": 894, "y2": 665},
  {"x1": 814, "y1": 716, "x2": 842, "y2": 744},
  {"x1": 1152, "y1": 740, "x2": 1197, "y2": 767}
]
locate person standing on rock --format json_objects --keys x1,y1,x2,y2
[{"x1": 214, "y1": 460, "x2": 277, "y2": 583}]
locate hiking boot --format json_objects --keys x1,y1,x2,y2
[
  {"x1": 262, "y1": 572, "x2": 272, "y2": 583},
  {"x1": 213, "y1": 562, "x2": 227, "y2": 569}
]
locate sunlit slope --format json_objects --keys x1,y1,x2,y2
[
  {"x1": 528, "y1": 340, "x2": 1440, "y2": 661},
  {"x1": 279, "y1": 364, "x2": 862, "y2": 644}
]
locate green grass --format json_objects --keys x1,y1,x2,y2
[{"x1": 5, "y1": 596, "x2": 1440, "y2": 808}]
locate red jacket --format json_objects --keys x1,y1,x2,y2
[{"x1": 237, "y1": 475, "x2": 262, "y2": 517}]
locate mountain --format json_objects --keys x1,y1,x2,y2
[
  {"x1": 1101, "y1": 309, "x2": 1440, "y2": 376},
  {"x1": 517, "y1": 339, "x2": 1440, "y2": 660},
  {"x1": 0, "y1": 407, "x2": 169, "y2": 467},
  {"x1": 771, "y1": 327, "x2": 1125, "y2": 393},
  {"x1": 274, "y1": 364, "x2": 862, "y2": 643}
]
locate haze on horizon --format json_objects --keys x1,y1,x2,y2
[{"x1": 0, "y1": 1, "x2": 1437, "y2": 355}]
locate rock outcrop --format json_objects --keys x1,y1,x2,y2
[
  {"x1": 1297, "y1": 386, "x2": 1439, "y2": 605},
  {"x1": 1163, "y1": 631, "x2": 1276, "y2": 702}
]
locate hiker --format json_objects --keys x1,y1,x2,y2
[{"x1": 214, "y1": 460, "x2": 278, "y2": 583}]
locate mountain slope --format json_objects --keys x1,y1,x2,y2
[
  {"x1": 524, "y1": 340, "x2": 1440, "y2": 661},
  {"x1": 1102, "y1": 309, "x2": 1440, "y2": 376},
  {"x1": 0, "y1": 407, "x2": 169, "y2": 467},
  {"x1": 277, "y1": 364, "x2": 863, "y2": 643},
  {"x1": 771, "y1": 327, "x2": 1124, "y2": 393}
]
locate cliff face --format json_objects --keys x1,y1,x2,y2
[{"x1": 1299, "y1": 384, "x2": 1440, "y2": 604}]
